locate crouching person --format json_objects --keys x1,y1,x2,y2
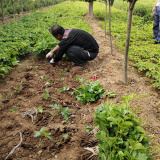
[{"x1": 46, "y1": 25, "x2": 99, "y2": 71}]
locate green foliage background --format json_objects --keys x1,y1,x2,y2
[
  {"x1": 0, "y1": 1, "x2": 91, "y2": 78},
  {"x1": 93, "y1": 1, "x2": 160, "y2": 89}
]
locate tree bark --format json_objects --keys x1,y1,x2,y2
[
  {"x1": 109, "y1": 0, "x2": 113, "y2": 55},
  {"x1": 105, "y1": 0, "x2": 107, "y2": 38},
  {"x1": 20, "y1": 0, "x2": 23, "y2": 13},
  {"x1": 124, "y1": 0, "x2": 136, "y2": 84},
  {"x1": 11, "y1": 0, "x2": 16, "y2": 19},
  {"x1": 89, "y1": 1, "x2": 93, "y2": 19},
  {"x1": 0, "y1": 0, "x2": 5, "y2": 24}
]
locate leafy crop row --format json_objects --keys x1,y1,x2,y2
[
  {"x1": 0, "y1": 1, "x2": 91, "y2": 78},
  {"x1": 94, "y1": 94, "x2": 152, "y2": 160},
  {"x1": 93, "y1": 2, "x2": 160, "y2": 89},
  {"x1": 113, "y1": 0, "x2": 154, "y2": 21}
]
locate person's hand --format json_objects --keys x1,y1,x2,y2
[
  {"x1": 152, "y1": 8, "x2": 155, "y2": 13},
  {"x1": 46, "y1": 51, "x2": 53, "y2": 59},
  {"x1": 50, "y1": 58, "x2": 55, "y2": 64}
]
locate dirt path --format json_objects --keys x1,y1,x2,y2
[
  {"x1": 84, "y1": 11, "x2": 160, "y2": 159},
  {"x1": 0, "y1": 5, "x2": 160, "y2": 160}
]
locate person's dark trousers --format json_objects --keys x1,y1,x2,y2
[
  {"x1": 153, "y1": 6, "x2": 160, "y2": 42},
  {"x1": 65, "y1": 45, "x2": 99, "y2": 66}
]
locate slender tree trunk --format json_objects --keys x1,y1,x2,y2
[
  {"x1": 0, "y1": 0, "x2": 5, "y2": 24},
  {"x1": 20, "y1": 0, "x2": 23, "y2": 13},
  {"x1": 89, "y1": 1, "x2": 93, "y2": 19},
  {"x1": 124, "y1": 0, "x2": 136, "y2": 84},
  {"x1": 11, "y1": 0, "x2": 16, "y2": 19},
  {"x1": 105, "y1": 0, "x2": 107, "y2": 38},
  {"x1": 109, "y1": 0, "x2": 113, "y2": 55}
]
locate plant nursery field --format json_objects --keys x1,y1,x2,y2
[{"x1": 0, "y1": 1, "x2": 160, "y2": 160}]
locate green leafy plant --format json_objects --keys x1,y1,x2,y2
[
  {"x1": 60, "y1": 133, "x2": 68, "y2": 142},
  {"x1": 60, "y1": 78, "x2": 64, "y2": 81},
  {"x1": 104, "y1": 91, "x2": 116, "y2": 98},
  {"x1": 59, "y1": 87, "x2": 70, "y2": 93},
  {"x1": 61, "y1": 69, "x2": 66, "y2": 74},
  {"x1": 37, "y1": 106, "x2": 43, "y2": 114},
  {"x1": 94, "y1": 94, "x2": 152, "y2": 160},
  {"x1": 42, "y1": 89, "x2": 50, "y2": 99},
  {"x1": 72, "y1": 80, "x2": 105, "y2": 104},
  {"x1": 13, "y1": 86, "x2": 23, "y2": 92},
  {"x1": 76, "y1": 76, "x2": 84, "y2": 83},
  {"x1": 45, "y1": 81, "x2": 52, "y2": 85},
  {"x1": 85, "y1": 125, "x2": 92, "y2": 132},
  {"x1": 50, "y1": 104, "x2": 59, "y2": 110},
  {"x1": 10, "y1": 106, "x2": 18, "y2": 112},
  {"x1": 34, "y1": 127, "x2": 52, "y2": 140},
  {"x1": 40, "y1": 76, "x2": 47, "y2": 80},
  {"x1": 61, "y1": 107, "x2": 71, "y2": 120}
]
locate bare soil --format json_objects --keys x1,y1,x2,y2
[{"x1": 0, "y1": 5, "x2": 160, "y2": 160}]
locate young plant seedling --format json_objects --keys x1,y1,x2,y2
[
  {"x1": 85, "y1": 125, "x2": 92, "y2": 132},
  {"x1": 60, "y1": 78, "x2": 64, "y2": 81},
  {"x1": 61, "y1": 69, "x2": 66, "y2": 74},
  {"x1": 59, "y1": 87, "x2": 70, "y2": 93},
  {"x1": 104, "y1": 91, "x2": 116, "y2": 98},
  {"x1": 37, "y1": 106, "x2": 43, "y2": 114},
  {"x1": 72, "y1": 80, "x2": 105, "y2": 104},
  {"x1": 40, "y1": 76, "x2": 47, "y2": 80},
  {"x1": 10, "y1": 106, "x2": 18, "y2": 112},
  {"x1": 42, "y1": 89, "x2": 50, "y2": 99},
  {"x1": 45, "y1": 81, "x2": 52, "y2": 85},
  {"x1": 60, "y1": 133, "x2": 68, "y2": 142},
  {"x1": 34, "y1": 127, "x2": 52, "y2": 140},
  {"x1": 61, "y1": 107, "x2": 71, "y2": 120},
  {"x1": 76, "y1": 76, "x2": 84, "y2": 83},
  {"x1": 50, "y1": 104, "x2": 59, "y2": 110}
]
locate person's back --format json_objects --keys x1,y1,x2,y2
[{"x1": 46, "y1": 25, "x2": 99, "y2": 71}]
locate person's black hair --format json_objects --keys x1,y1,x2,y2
[{"x1": 50, "y1": 25, "x2": 65, "y2": 36}]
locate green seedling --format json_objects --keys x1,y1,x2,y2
[
  {"x1": 10, "y1": 106, "x2": 18, "y2": 112},
  {"x1": 45, "y1": 81, "x2": 52, "y2": 85},
  {"x1": 61, "y1": 69, "x2": 66, "y2": 74},
  {"x1": 60, "y1": 133, "x2": 68, "y2": 142},
  {"x1": 14, "y1": 86, "x2": 23, "y2": 92},
  {"x1": 76, "y1": 76, "x2": 84, "y2": 83},
  {"x1": 61, "y1": 107, "x2": 71, "y2": 120},
  {"x1": 104, "y1": 91, "x2": 116, "y2": 98},
  {"x1": 72, "y1": 80, "x2": 105, "y2": 104},
  {"x1": 40, "y1": 76, "x2": 47, "y2": 80},
  {"x1": 34, "y1": 66, "x2": 38, "y2": 69},
  {"x1": 38, "y1": 106, "x2": 43, "y2": 114},
  {"x1": 60, "y1": 78, "x2": 64, "y2": 81},
  {"x1": 0, "y1": 95, "x2": 3, "y2": 99},
  {"x1": 42, "y1": 89, "x2": 50, "y2": 99},
  {"x1": 85, "y1": 125, "x2": 92, "y2": 132},
  {"x1": 59, "y1": 87, "x2": 70, "y2": 93},
  {"x1": 50, "y1": 104, "x2": 59, "y2": 110},
  {"x1": 34, "y1": 127, "x2": 52, "y2": 140}
]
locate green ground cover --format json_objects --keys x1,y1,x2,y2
[
  {"x1": 94, "y1": 1, "x2": 160, "y2": 89},
  {"x1": 113, "y1": 0, "x2": 155, "y2": 18},
  {"x1": 0, "y1": 1, "x2": 91, "y2": 78}
]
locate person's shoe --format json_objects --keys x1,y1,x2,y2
[
  {"x1": 154, "y1": 40, "x2": 160, "y2": 44},
  {"x1": 71, "y1": 64, "x2": 88, "y2": 71}
]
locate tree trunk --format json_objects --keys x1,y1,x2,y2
[
  {"x1": 20, "y1": 0, "x2": 23, "y2": 13},
  {"x1": 11, "y1": 0, "x2": 16, "y2": 19},
  {"x1": 0, "y1": 0, "x2": 5, "y2": 24},
  {"x1": 105, "y1": 0, "x2": 107, "y2": 38},
  {"x1": 109, "y1": 0, "x2": 113, "y2": 55},
  {"x1": 89, "y1": 1, "x2": 93, "y2": 19},
  {"x1": 124, "y1": 0, "x2": 136, "y2": 84}
]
